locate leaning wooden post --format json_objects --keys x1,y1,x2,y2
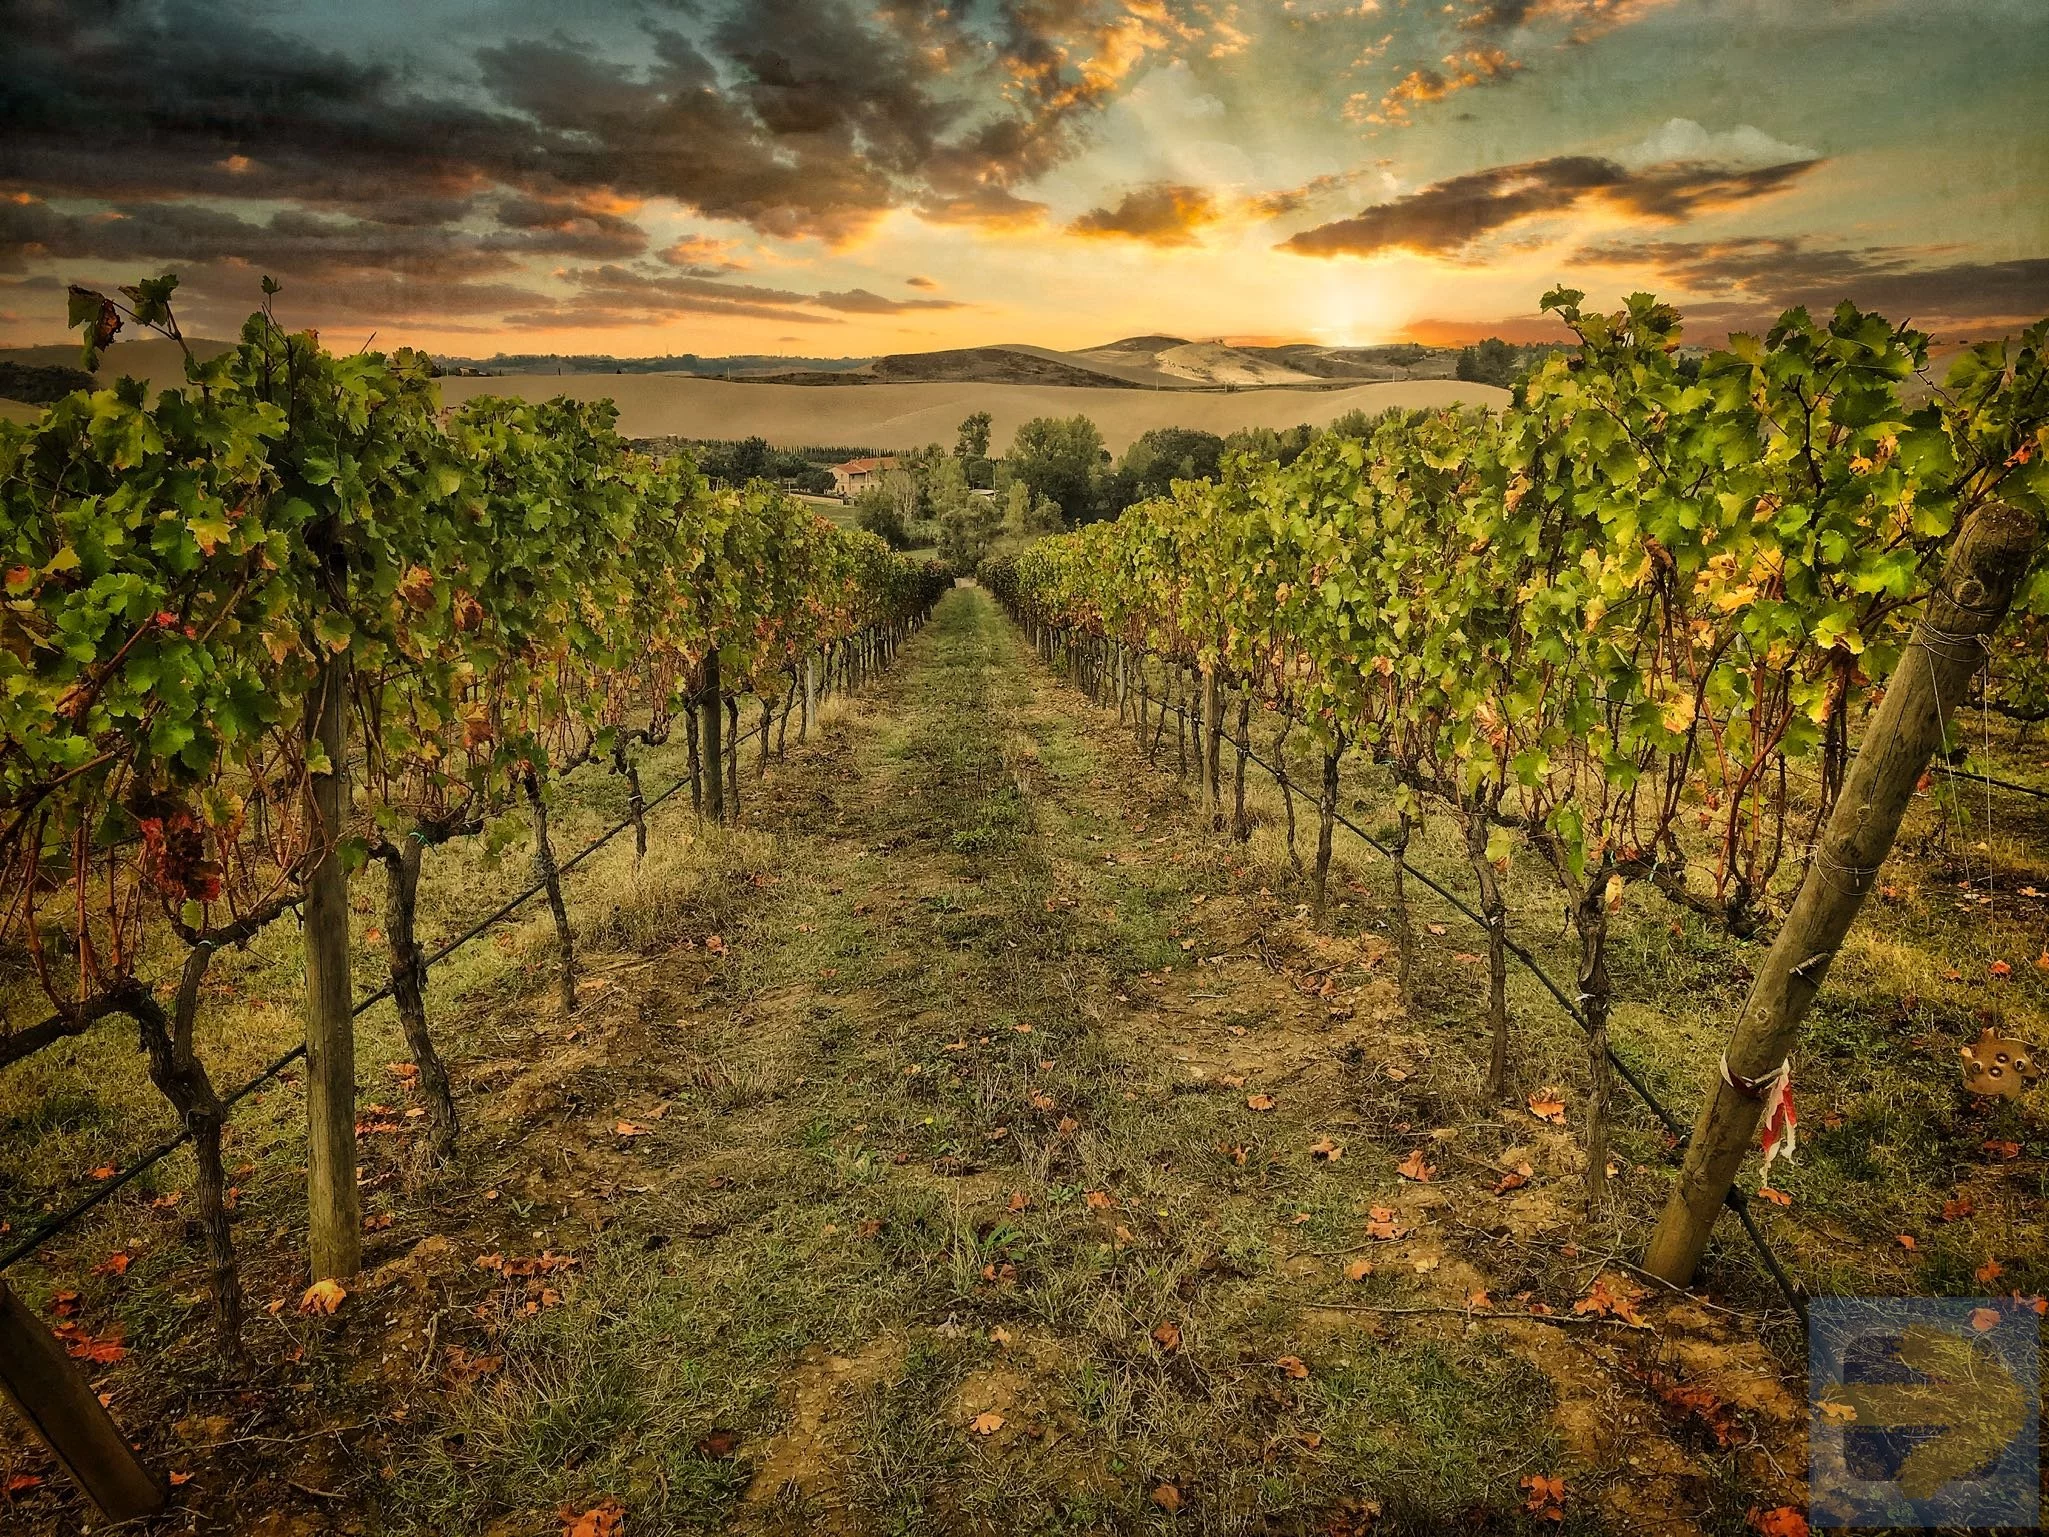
[
  {"x1": 0, "y1": 1282, "x2": 166, "y2": 1521},
  {"x1": 1644, "y1": 503, "x2": 2040, "y2": 1284},
  {"x1": 802, "y1": 654, "x2": 818, "y2": 741},
  {"x1": 699, "y1": 652, "x2": 724, "y2": 825},
  {"x1": 304, "y1": 647, "x2": 360, "y2": 1282}
]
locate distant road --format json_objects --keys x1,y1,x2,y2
[{"x1": 434, "y1": 373, "x2": 1512, "y2": 454}]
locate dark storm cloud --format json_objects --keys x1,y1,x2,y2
[
  {"x1": 0, "y1": 0, "x2": 1194, "y2": 329},
  {"x1": 1577, "y1": 237, "x2": 2049, "y2": 332},
  {"x1": 1282, "y1": 153, "x2": 1821, "y2": 258},
  {"x1": 0, "y1": 197, "x2": 644, "y2": 279}
]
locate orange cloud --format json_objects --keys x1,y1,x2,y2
[
  {"x1": 1355, "y1": 47, "x2": 1522, "y2": 127},
  {"x1": 1069, "y1": 183, "x2": 1221, "y2": 246},
  {"x1": 1283, "y1": 151, "x2": 1822, "y2": 259}
]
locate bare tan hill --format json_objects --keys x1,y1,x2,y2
[
  {"x1": 436, "y1": 373, "x2": 1511, "y2": 455},
  {"x1": 1072, "y1": 336, "x2": 1323, "y2": 387}
]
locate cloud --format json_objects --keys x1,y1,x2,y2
[
  {"x1": 811, "y1": 287, "x2": 966, "y2": 313},
  {"x1": 1069, "y1": 184, "x2": 1221, "y2": 246},
  {"x1": 656, "y1": 235, "x2": 746, "y2": 273},
  {"x1": 1281, "y1": 149, "x2": 1821, "y2": 259},
  {"x1": 1616, "y1": 120, "x2": 1818, "y2": 171},
  {"x1": 0, "y1": 0, "x2": 1218, "y2": 331},
  {"x1": 905, "y1": 275, "x2": 939, "y2": 289},
  {"x1": 1249, "y1": 169, "x2": 1384, "y2": 220},
  {"x1": 1576, "y1": 237, "x2": 2049, "y2": 333},
  {"x1": 1358, "y1": 47, "x2": 1523, "y2": 127},
  {"x1": 1459, "y1": 0, "x2": 1679, "y2": 43}
]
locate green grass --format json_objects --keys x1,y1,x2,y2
[{"x1": 11, "y1": 584, "x2": 2033, "y2": 1534}]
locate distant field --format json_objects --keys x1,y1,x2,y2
[
  {"x1": 0, "y1": 339, "x2": 1512, "y2": 453},
  {"x1": 436, "y1": 373, "x2": 1511, "y2": 455}
]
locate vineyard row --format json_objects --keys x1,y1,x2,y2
[
  {"x1": 980, "y1": 290, "x2": 2049, "y2": 1283},
  {"x1": 0, "y1": 276, "x2": 951, "y2": 1356}
]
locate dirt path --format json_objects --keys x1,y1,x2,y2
[{"x1": 6, "y1": 586, "x2": 1808, "y2": 1536}]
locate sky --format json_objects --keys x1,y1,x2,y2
[{"x1": 3, "y1": 0, "x2": 2046, "y2": 357}]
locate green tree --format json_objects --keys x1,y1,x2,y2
[
  {"x1": 1006, "y1": 414, "x2": 1108, "y2": 524},
  {"x1": 1115, "y1": 426, "x2": 1225, "y2": 509},
  {"x1": 853, "y1": 483, "x2": 910, "y2": 549},
  {"x1": 956, "y1": 411, "x2": 993, "y2": 459}
]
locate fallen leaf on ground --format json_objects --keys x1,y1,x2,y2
[
  {"x1": 1748, "y1": 1507, "x2": 1808, "y2": 1537},
  {"x1": 989, "y1": 1326, "x2": 1012, "y2": 1347},
  {"x1": 562, "y1": 1499, "x2": 625, "y2": 1537},
  {"x1": 1276, "y1": 1355, "x2": 1309, "y2": 1379},
  {"x1": 169, "y1": 1471, "x2": 193, "y2": 1487},
  {"x1": 1309, "y1": 1137, "x2": 1342, "y2": 1162},
  {"x1": 703, "y1": 935, "x2": 726, "y2": 956},
  {"x1": 1466, "y1": 1288, "x2": 1492, "y2": 1310},
  {"x1": 1345, "y1": 1258, "x2": 1374, "y2": 1281},
  {"x1": 1571, "y1": 1278, "x2": 1644, "y2": 1326},
  {"x1": 1521, "y1": 1473, "x2": 1566, "y2": 1521},
  {"x1": 615, "y1": 1121, "x2": 645, "y2": 1138},
  {"x1": 1151, "y1": 1321, "x2": 1182, "y2": 1352},
  {"x1": 1246, "y1": 1094, "x2": 1276, "y2": 1112},
  {"x1": 970, "y1": 1411, "x2": 1005, "y2": 1436},
  {"x1": 1526, "y1": 1090, "x2": 1567, "y2": 1125},
  {"x1": 695, "y1": 1430, "x2": 739, "y2": 1458},
  {"x1": 1395, "y1": 1149, "x2": 1436, "y2": 1182},
  {"x1": 1084, "y1": 1190, "x2": 1114, "y2": 1210},
  {"x1": 1757, "y1": 1186, "x2": 1792, "y2": 1206},
  {"x1": 53, "y1": 1323, "x2": 126, "y2": 1364},
  {"x1": 1940, "y1": 1196, "x2": 1974, "y2": 1222},
  {"x1": 298, "y1": 1279, "x2": 347, "y2": 1316},
  {"x1": 91, "y1": 1251, "x2": 131, "y2": 1277},
  {"x1": 1425, "y1": 923, "x2": 1448, "y2": 937},
  {"x1": 1969, "y1": 1306, "x2": 2002, "y2": 1332},
  {"x1": 1895, "y1": 1233, "x2": 1918, "y2": 1251},
  {"x1": 1365, "y1": 1207, "x2": 1412, "y2": 1240},
  {"x1": 1493, "y1": 1164, "x2": 1532, "y2": 1195},
  {"x1": 1976, "y1": 1258, "x2": 2005, "y2": 1284},
  {"x1": 1152, "y1": 1483, "x2": 1182, "y2": 1512}
]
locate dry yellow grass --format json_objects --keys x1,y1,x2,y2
[{"x1": 435, "y1": 373, "x2": 1511, "y2": 455}]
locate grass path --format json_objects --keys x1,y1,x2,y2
[
  {"x1": 5, "y1": 586, "x2": 1814, "y2": 1537},
  {"x1": 367, "y1": 586, "x2": 1802, "y2": 1536}
]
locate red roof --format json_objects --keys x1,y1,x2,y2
[{"x1": 832, "y1": 456, "x2": 897, "y2": 473}]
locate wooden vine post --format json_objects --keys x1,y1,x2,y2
[
  {"x1": 700, "y1": 650, "x2": 725, "y2": 824},
  {"x1": 303, "y1": 647, "x2": 361, "y2": 1282},
  {"x1": 0, "y1": 1282, "x2": 165, "y2": 1520},
  {"x1": 1645, "y1": 503, "x2": 2041, "y2": 1283}
]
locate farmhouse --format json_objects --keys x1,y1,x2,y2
[{"x1": 830, "y1": 455, "x2": 898, "y2": 497}]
